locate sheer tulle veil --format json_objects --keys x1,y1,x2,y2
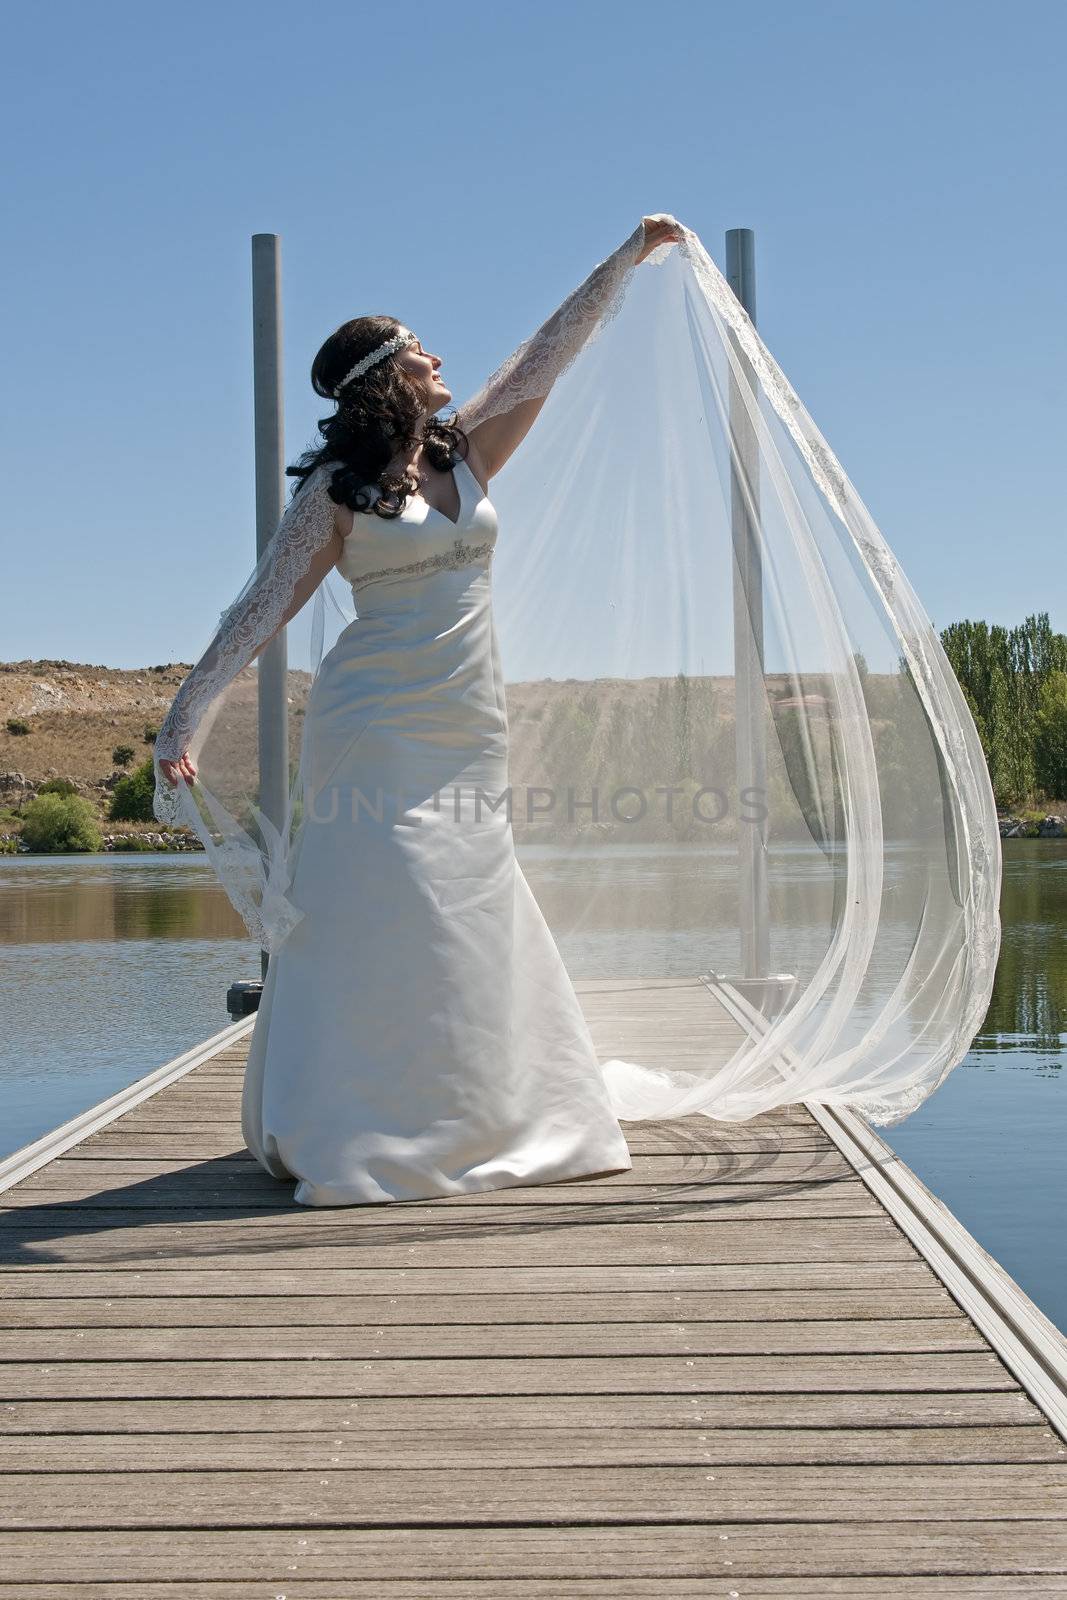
[{"x1": 153, "y1": 215, "x2": 1002, "y2": 1128}]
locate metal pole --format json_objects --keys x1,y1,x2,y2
[
  {"x1": 725, "y1": 228, "x2": 769, "y2": 982},
  {"x1": 251, "y1": 234, "x2": 288, "y2": 982}
]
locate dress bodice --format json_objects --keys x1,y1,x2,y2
[{"x1": 335, "y1": 454, "x2": 498, "y2": 596}]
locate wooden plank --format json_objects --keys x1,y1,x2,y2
[
  {"x1": 69, "y1": 1103, "x2": 824, "y2": 1131},
  {"x1": 0, "y1": 1315, "x2": 989, "y2": 1362},
  {"x1": 0, "y1": 1193, "x2": 889, "y2": 1223},
  {"x1": 0, "y1": 1261, "x2": 945, "y2": 1296},
  {"x1": 0, "y1": 1389, "x2": 1048, "y2": 1434},
  {"x1": 8, "y1": 1147, "x2": 862, "y2": 1188},
  {"x1": 0, "y1": 1523, "x2": 1066, "y2": 1581},
  {"x1": 65, "y1": 1123, "x2": 834, "y2": 1154},
  {"x1": 1, "y1": 1462, "x2": 1065, "y2": 1529},
  {"x1": 3, "y1": 1422, "x2": 1064, "y2": 1471},
  {"x1": 0, "y1": 1287, "x2": 964, "y2": 1327},
  {"x1": 166, "y1": 1083, "x2": 842, "y2": 1100},
  {"x1": 0, "y1": 1230, "x2": 921, "y2": 1271},
  {"x1": 50, "y1": 1132, "x2": 841, "y2": 1158},
  {"x1": 64, "y1": 1118, "x2": 835, "y2": 1139},
  {"x1": 0, "y1": 1187, "x2": 888, "y2": 1219},
  {"x1": 0, "y1": 1584, "x2": 1065, "y2": 1600},
  {"x1": 0, "y1": 1352, "x2": 1019, "y2": 1400},
  {"x1": 2, "y1": 1581, "x2": 1067, "y2": 1600}
]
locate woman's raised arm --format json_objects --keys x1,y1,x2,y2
[{"x1": 454, "y1": 215, "x2": 682, "y2": 479}]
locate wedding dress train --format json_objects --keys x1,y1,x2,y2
[{"x1": 239, "y1": 453, "x2": 633, "y2": 1204}]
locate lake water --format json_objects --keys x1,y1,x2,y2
[{"x1": 1, "y1": 843, "x2": 1064, "y2": 1334}]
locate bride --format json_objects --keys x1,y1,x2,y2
[{"x1": 156, "y1": 214, "x2": 684, "y2": 1206}]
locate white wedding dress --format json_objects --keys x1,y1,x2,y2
[{"x1": 239, "y1": 452, "x2": 634, "y2": 1204}]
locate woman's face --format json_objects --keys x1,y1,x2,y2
[{"x1": 394, "y1": 330, "x2": 452, "y2": 413}]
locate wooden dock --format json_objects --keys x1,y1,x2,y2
[{"x1": 1, "y1": 976, "x2": 1066, "y2": 1595}]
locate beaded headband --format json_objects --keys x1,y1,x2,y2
[{"x1": 334, "y1": 331, "x2": 417, "y2": 398}]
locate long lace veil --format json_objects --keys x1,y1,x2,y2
[{"x1": 153, "y1": 215, "x2": 1002, "y2": 1128}]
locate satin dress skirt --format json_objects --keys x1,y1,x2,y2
[{"x1": 240, "y1": 560, "x2": 633, "y2": 1205}]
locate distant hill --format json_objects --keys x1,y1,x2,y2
[{"x1": 2, "y1": 657, "x2": 936, "y2": 846}]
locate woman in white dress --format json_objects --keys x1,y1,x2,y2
[{"x1": 157, "y1": 214, "x2": 683, "y2": 1206}]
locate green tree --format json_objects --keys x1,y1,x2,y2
[
  {"x1": 109, "y1": 757, "x2": 156, "y2": 822},
  {"x1": 20, "y1": 793, "x2": 102, "y2": 852},
  {"x1": 1033, "y1": 670, "x2": 1067, "y2": 802},
  {"x1": 941, "y1": 611, "x2": 1067, "y2": 808}
]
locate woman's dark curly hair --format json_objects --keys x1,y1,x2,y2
[{"x1": 286, "y1": 315, "x2": 469, "y2": 519}]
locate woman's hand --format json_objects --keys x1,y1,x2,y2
[
  {"x1": 636, "y1": 214, "x2": 684, "y2": 264},
  {"x1": 159, "y1": 752, "x2": 198, "y2": 788}
]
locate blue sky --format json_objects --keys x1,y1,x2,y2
[{"x1": 2, "y1": 0, "x2": 1064, "y2": 668}]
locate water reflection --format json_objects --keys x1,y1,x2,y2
[
  {"x1": 0, "y1": 855, "x2": 248, "y2": 946},
  {"x1": 978, "y1": 840, "x2": 1067, "y2": 1055}
]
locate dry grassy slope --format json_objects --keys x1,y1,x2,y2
[
  {"x1": 0, "y1": 659, "x2": 184, "y2": 796},
  {"x1": 0, "y1": 660, "x2": 305, "y2": 807}
]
